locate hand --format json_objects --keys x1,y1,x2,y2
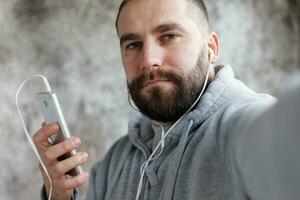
[{"x1": 33, "y1": 122, "x2": 89, "y2": 200}]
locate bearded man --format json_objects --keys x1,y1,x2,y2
[{"x1": 34, "y1": 0, "x2": 300, "y2": 199}]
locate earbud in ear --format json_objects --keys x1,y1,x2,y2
[{"x1": 208, "y1": 48, "x2": 215, "y2": 64}]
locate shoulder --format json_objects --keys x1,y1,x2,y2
[
  {"x1": 206, "y1": 87, "x2": 276, "y2": 148},
  {"x1": 224, "y1": 91, "x2": 276, "y2": 123}
]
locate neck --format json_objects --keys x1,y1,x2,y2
[
  {"x1": 152, "y1": 120, "x2": 174, "y2": 127},
  {"x1": 208, "y1": 65, "x2": 216, "y2": 81}
]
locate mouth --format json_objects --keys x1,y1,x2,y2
[{"x1": 143, "y1": 79, "x2": 170, "y2": 87}]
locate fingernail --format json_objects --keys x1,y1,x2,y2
[
  {"x1": 80, "y1": 152, "x2": 88, "y2": 159},
  {"x1": 78, "y1": 173, "x2": 89, "y2": 182},
  {"x1": 72, "y1": 137, "x2": 81, "y2": 145},
  {"x1": 52, "y1": 123, "x2": 59, "y2": 130}
]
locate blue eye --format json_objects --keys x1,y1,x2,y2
[
  {"x1": 162, "y1": 34, "x2": 177, "y2": 40},
  {"x1": 127, "y1": 42, "x2": 142, "y2": 50}
]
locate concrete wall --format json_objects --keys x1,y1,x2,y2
[{"x1": 0, "y1": 0, "x2": 299, "y2": 199}]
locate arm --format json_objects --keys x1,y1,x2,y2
[{"x1": 234, "y1": 81, "x2": 300, "y2": 199}]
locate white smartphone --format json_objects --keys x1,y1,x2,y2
[{"x1": 36, "y1": 92, "x2": 83, "y2": 176}]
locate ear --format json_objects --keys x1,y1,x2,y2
[{"x1": 207, "y1": 32, "x2": 219, "y2": 64}]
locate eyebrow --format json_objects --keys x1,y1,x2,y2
[
  {"x1": 120, "y1": 33, "x2": 140, "y2": 46},
  {"x1": 119, "y1": 23, "x2": 186, "y2": 46},
  {"x1": 153, "y1": 23, "x2": 186, "y2": 34}
]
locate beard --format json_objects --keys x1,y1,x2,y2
[{"x1": 128, "y1": 51, "x2": 209, "y2": 123}]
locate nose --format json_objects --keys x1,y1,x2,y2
[{"x1": 140, "y1": 41, "x2": 163, "y2": 71}]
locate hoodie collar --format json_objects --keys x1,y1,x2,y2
[{"x1": 182, "y1": 64, "x2": 234, "y2": 131}]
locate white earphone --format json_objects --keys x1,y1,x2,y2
[{"x1": 16, "y1": 75, "x2": 53, "y2": 200}]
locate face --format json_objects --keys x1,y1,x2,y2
[{"x1": 117, "y1": 0, "x2": 215, "y2": 123}]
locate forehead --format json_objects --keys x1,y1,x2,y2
[{"x1": 117, "y1": 0, "x2": 197, "y2": 36}]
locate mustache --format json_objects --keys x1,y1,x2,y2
[{"x1": 128, "y1": 69, "x2": 183, "y2": 90}]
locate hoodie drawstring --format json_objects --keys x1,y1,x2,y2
[
  {"x1": 162, "y1": 119, "x2": 194, "y2": 200},
  {"x1": 105, "y1": 141, "x2": 133, "y2": 200}
]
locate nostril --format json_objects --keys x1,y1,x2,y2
[{"x1": 142, "y1": 57, "x2": 163, "y2": 70}]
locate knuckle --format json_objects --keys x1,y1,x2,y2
[
  {"x1": 62, "y1": 180, "x2": 73, "y2": 190},
  {"x1": 49, "y1": 167, "x2": 58, "y2": 178},
  {"x1": 55, "y1": 163, "x2": 64, "y2": 174},
  {"x1": 44, "y1": 150, "x2": 53, "y2": 161},
  {"x1": 62, "y1": 141, "x2": 71, "y2": 151},
  {"x1": 75, "y1": 155, "x2": 82, "y2": 163},
  {"x1": 45, "y1": 124, "x2": 55, "y2": 135},
  {"x1": 75, "y1": 178, "x2": 81, "y2": 186},
  {"x1": 44, "y1": 124, "x2": 51, "y2": 132}
]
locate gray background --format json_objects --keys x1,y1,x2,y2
[{"x1": 0, "y1": 0, "x2": 299, "y2": 199}]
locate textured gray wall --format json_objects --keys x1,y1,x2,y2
[{"x1": 0, "y1": 0, "x2": 299, "y2": 199}]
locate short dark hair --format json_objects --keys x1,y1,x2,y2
[{"x1": 115, "y1": 0, "x2": 209, "y2": 33}]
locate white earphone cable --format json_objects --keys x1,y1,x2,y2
[
  {"x1": 16, "y1": 75, "x2": 53, "y2": 200},
  {"x1": 135, "y1": 65, "x2": 212, "y2": 200}
]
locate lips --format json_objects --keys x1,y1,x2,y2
[{"x1": 143, "y1": 79, "x2": 169, "y2": 87}]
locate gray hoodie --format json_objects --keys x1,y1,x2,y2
[{"x1": 83, "y1": 65, "x2": 276, "y2": 200}]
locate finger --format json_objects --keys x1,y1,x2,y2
[
  {"x1": 45, "y1": 137, "x2": 81, "y2": 162},
  {"x1": 53, "y1": 152, "x2": 88, "y2": 177},
  {"x1": 42, "y1": 122, "x2": 51, "y2": 145},
  {"x1": 33, "y1": 123, "x2": 60, "y2": 147},
  {"x1": 60, "y1": 172, "x2": 90, "y2": 190}
]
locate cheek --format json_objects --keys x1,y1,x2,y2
[
  {"x1": 165, "y1": 45, "x2": 199, "y2": 71},
  {"x1": 122, "y1": 56, "x2": 140, "y2": 83}
]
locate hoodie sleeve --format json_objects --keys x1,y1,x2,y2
[
  {"x1": 214, "y1": 90, "x2": 277, "y2": 199},
  {"x1": 233, "y1": 81, "x2": 300, "y2": 200}
]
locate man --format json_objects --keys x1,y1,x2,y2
[{"x1": 34, "y1": 0, "x2": 300, "y2": 199}]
